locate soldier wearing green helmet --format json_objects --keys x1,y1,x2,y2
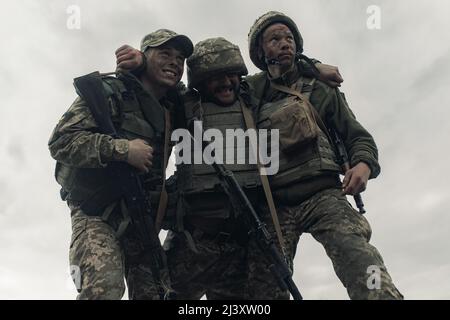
[{"x1": 245, "y1": 11, "x2": 403, "y2": 299}]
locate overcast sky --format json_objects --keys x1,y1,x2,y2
[{"x1": 1, "y1": 0, "x2": 449, "y2": 299}]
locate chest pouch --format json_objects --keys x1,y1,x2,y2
[{"x1": 268, "y1": 94, "x2": 319, "y2": 154}]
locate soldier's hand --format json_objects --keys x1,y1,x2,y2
[
  {"x1": 127, "y1": 139, "x2": 153, "y2": 173},
  {"x1": 115, "y1": 45, "x2": 144, "y2": 72},
  {"x1": 315, "y1": 63, "x2": 344, "y2": 88},
  {"x1": 342, "y1": 162, "x2": 371, "y2": 195}
]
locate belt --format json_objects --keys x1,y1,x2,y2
[
  {"x1": 186, "y1": 217, "x2": 250, "y2": 246},
  {"x1": 273, "y1": 174, "x2": 341, "y2": 205}
]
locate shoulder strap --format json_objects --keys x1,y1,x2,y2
[
  {"x1": 155, "y1": 108, "x2": 171, "y2": 232},
  {"x1": 239, "y1": 96, "x2": 286, "y2": 256},
  {"x1": 297, "y1": 77, "x2": 315, "y2": 101},
  {"x1": 181, "y1": 89, "x2": 203, "y2": 133},
  {"x1": 73, "y1": 71, "x2": 117, "y2": 137},
  {"x1": 270, "y1": 81, "x2": 330, "y2": 139}
]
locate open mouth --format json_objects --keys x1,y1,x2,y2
[
  {"x1": 163, "y1": 69, "x2": 178, "y2": 78},
  {"x1": 215, "y1": 87, "x2": 234, "y2": 95}
]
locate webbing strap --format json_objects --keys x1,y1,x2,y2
[
  {"x1": 270, "y1": 80, "x2": 331, "y2": 140},
  {"x1": 239, "y1": 96, "x2": 286, "y2": 257},
  {"x1": 155, "y1": 108, "x2": 171, "y2": 232}
]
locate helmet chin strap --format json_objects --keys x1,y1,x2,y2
[
  {"x1": 265, "y1": 56, "x2": 281, "y2": 65},
  {"x1": 264, "y1": 51, "x2": 304, "y2": 66}
]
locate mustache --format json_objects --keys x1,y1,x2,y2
[
  {"x1": 214, "y1": 83, "x2": 239, "y2": 93},
  {"x1": 214, "y1": 85, "x2": 233, "y2": 93}
]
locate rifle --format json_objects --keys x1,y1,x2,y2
[
  {"x1": 188, "y1": 120, "x2": 303, "y2": 300},
  {"x1": 328, "y1": 126, "x2": 366, "y2": 214},
  {"x1": 73, "y1": 71, "x2": 171, "y2": 299}
]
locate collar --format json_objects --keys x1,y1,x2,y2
[{"x1": 267, "y1": 63, "x2": 302, "y2": 87}]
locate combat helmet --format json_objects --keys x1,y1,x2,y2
[
  {"x1": 187, "y1": 37, "x2": 248, "y2": 89},
  {"x1": 248, "y1": 11, "x2": 303, "y2": 71}
]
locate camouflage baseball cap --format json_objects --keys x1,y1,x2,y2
[
  {"x1": 187, "y1": 37, "x2": 248, "y2": 89},
  {"x1": 248, "y1": 11, "x2": 303, "y2": 71},
  {"x1": 140, "y1": 29, "x2": 193, "y2": 57}
]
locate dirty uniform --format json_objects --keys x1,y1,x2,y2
[
  {"x1": 245, "y1": 63, "x2": 403, "y2": 300},
  {"x1": 241, "y1": 10, "x2": 403, "y2": 300}
]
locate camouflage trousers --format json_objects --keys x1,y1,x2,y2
[
  {"x1": 269, "y1": 187, "x2": 403, "y2": 299},
  {"x1": 162, "y1": 227, "x2": 290, "y2": 300},
  {"x1": 163, "y1": 187, "x2": 403, "y2": 300},
  {"x1": 68, "y1": 204, "x2": 168, "y2": 300}
]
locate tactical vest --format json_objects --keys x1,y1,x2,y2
[
  {"x1": 55, "y1": 76, "x2": 167, "y2": 212},
  {"x1": 257, "y1": 77, "x2": 341, "y2": 189},
  {"x1": 176, "y1": 92, "x2": 261, "y2": 218}
]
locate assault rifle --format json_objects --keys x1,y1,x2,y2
[
  {"x1": 189, "y1": 120, "x2": 303, "y2": 300},
  {"x1": 328, "y1": 126, "x2": 366, "y2": 214}
]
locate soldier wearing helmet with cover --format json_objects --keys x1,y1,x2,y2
[
  {"x1": 245, "y1": 11, "x2": 403, "y2": 299},
  {"x1": 160, "y1": 37, "x2": 285, "y2": 299}
]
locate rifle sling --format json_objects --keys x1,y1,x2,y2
[
  {"x1": 155, "y1": 108, "x2": 171, "y2": 232},
  {"x1": 239, "y1": 96, "x2": 286, "y2": 256}
]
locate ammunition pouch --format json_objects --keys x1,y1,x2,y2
[{"x1": 268, "y1": 96, "x2": 319, "y2": 154}]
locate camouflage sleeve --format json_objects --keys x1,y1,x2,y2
[
  {"x1": 326, "y1": 89, "x2": 381, "y2": 179},
  {"x1": 48, "y1": 96, "x2": 129, "y2": 168},
  {"x1": 310, "y1": 82, "x2": 380, "y2": 179}
]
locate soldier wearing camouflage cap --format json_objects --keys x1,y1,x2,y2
[
  {"x1": 245, "y1": 11, "x2": 403, "y2": 299},
  {"x1": 49, "y1": 29, "x2": 193, "y2": 300}
]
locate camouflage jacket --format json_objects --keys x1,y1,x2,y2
[
  {"x1": 48, "y1": 73, "x2": 172, "y2": 170},
  {"x1": 48, "y1": 94, "x2": 129, "y2": 169}
]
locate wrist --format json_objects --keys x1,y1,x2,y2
[
  {"x1": 131, "y1": 51, "x2": 147, "y2": 77},
  {"x1": 356, "y1": 161, "x2": 372, "y2": 177},
  {"x1": 112, "y1": 139, "x2": 129, "y2": 162}
]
